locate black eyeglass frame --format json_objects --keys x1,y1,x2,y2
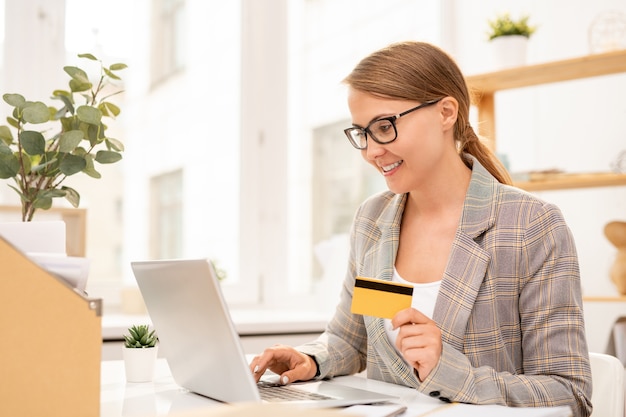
[{"x1": 343, "y1": 98, "x2": 443, "y2": 150}]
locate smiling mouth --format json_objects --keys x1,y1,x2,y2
[{"x1": 381, "y1": 160, "x2": 403, "y2": 173}]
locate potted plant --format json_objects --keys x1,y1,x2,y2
[
  {"x1": 122, "y1": 324, "x2": 159, "y2": 383},
  {"x1": 487, "y1": 13, "x2": 537, "y2": 69},
  {"x1": 0, "y1": 53, "x2": 126, "y2": 222}
]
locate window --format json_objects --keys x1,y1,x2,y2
[
  {"x1": 311, "y1": 120, "x2": 385, "y2": 279},
  {"x1": 150, "y1": 0, "x2": 186, "y2": 86},
  {"x1": 150, "y1": 170, "x2": 184, "y2": 259}
]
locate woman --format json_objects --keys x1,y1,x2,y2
[{"x1": 250, "y1": 41, "x2": 592, "y2": 417}]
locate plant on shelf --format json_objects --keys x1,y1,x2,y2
[
  {"x1": 0, "y1": 53, "x2": 127, "y2": 222},
  {"x1": 487, "y1": 13, "x2": 537, "y2": 40},
  {"x1": 123, "y1": 324, "x2": 158, "y2": 348}
]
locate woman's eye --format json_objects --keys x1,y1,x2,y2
[{"x1": 373, "y1": 120, "x2": 393, "y2": 135}]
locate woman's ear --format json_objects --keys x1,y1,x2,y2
[{"x1": 439, "y1": 97, "x2": 458, "y2": 132}]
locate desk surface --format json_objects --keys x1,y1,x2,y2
[{"x1": 101, "y1": 359, "x2": 572, "y2": 417}]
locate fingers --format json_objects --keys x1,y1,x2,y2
[
  {"x1": 391, "y1": 308, "x2": 442, "y2": 381},
  {"x1": 248, "y1": 345, "x2": 318, "y2": 384},
  {"x1": 391, "y1": 307, "x2": 432, "y2": 329}
]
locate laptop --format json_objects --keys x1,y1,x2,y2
[{"x1": 130, "y1": 258, "x2": 397, "y2": 408}]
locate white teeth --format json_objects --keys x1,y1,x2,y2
[{"x1": 382, "y1": 161, "x2": 402, "y2": 172}]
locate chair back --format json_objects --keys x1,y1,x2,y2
[{"x1": 589, "y1": 352, "x2": 624, "y2": 417}]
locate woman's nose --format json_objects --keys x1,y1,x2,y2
[{"x1": 364, "y1": 139, "x2": 385, "y2": 160}]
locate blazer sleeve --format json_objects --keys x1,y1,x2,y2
[
  {"x1": 417, "y1": 202, "x2": 593, "y2": 417},
  {"x1": 296, "y1": 204, "x2": 369, "y2": 378}
]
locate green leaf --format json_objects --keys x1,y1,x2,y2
[
  {"x1": 3, "y1": 93, "x2": 25, "y2": 107},
  {"x1": 109, "y1": 63, "x2": 128, "y2": 71},
  {"x1": 6, "y1": 117, "x2": 19, "y2": 129},
  {"x1": 64, "y1": 66, "x2": 90, "y2": 84},
  {"x1": 31, "y1": 157, "x2": 57, "y2": 174},
  {"x1": 52, "y1": 91, "x2": 75, "y2": 115},
  {"x1": 33, "y1": 196, "x2": 53, "y2": 210},
  {"x1": 106, "y1": 137, "x2": 125, "y2": 152},
  {"x1": 82, "y1": 122, "x2": 104, "y2": 145},
  {"x1": 0, "y1": 141, "x2": 11, "y2": 154},
  {"x1": 73, "y1": 146, "x2": 87, "y2": 157},
  {"x1": 31, "y1": 151, "x2": 59, "y2": 174},
  {"x1": 95, "y1": 150, "x2": 122, "y2": 164},
  {"x1": 99, "y1": 102, "x2": 120, "y2": 117},
  {"x1": 82, "y1": 153, "x2": 101, "y2": 178},
  {"x1": 0, "y1": 153, "x2": 20, "y2": 178},
  {"x1": 22, "y1": 102, "x2": 50, "y2": 124},
  {"x1": 18, "y1": 153, "x2": 32, "y2": 174},
  {"x1": 19, "y1": 130, "x2": 46, "y2": 155},
  {"x1": 61, "y1": 185, "x2": 80, "y2": 207},
  {"x1": 78, "y1": 53, "x2": 98, "y2": 61},
  {"x1": 69, "y1": 79, "x2": 92, "y2": 93},
  {"x1": 59, "y1": 130, "x2": 84, "y2": 152},
  {"x1": 103, "y1": 67, "x2": 121, "y2": 80},
  {"x1": 76, "y1": 105, "x2": 102, "y2": 125},
  {"x1": 40, "y1": 189, "x2": 67, "y2": 198},
  {"x1": 59, "y1": 153, "x2": 86, "y2": 175},
  {"x1": 52, "y1": 89, "x2": 72, "y2": 99},
  {"x1": 0, "y1": 125, "x2": 14, "y2": 145}
]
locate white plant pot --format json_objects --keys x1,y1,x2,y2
[
  {"x1": 122, "y1": 346, "x2": 158, "y2": 382},
  {"x1": 490, "y1": 35, "x2": 529, "y2": 69}
]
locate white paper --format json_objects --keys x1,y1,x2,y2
[{"x1": 29, "y1": 254, "x2": 90, "y2": 292}]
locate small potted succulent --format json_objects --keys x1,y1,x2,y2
[
  {"x1": 122, "y1": 324, "x2": 159, "y2": 382},
  {"x1": 487, "y1": 13, "x2": 537, "y2": 69}
]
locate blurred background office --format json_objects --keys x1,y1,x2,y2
[{"x1": 0, "y1": 0, "x2": 625, "y2": 352}]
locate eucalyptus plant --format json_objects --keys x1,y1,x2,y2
[
  {"x1": 0, "y1": 53, "x2": 126, "y2": 221},
  {"x1": 487, "y1": 13, "x2": 537, "y2": 40}
]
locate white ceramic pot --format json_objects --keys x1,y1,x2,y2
[
  {"x1": 122, "y1": 346, "x2": 158, "y2": 382},
  {"x1": 490, "y1": 35, "x2": 529, "y2": 69}
]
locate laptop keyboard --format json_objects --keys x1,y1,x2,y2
[{"x1": 257, "y1": 381, "x2": 336, "y2": 402}]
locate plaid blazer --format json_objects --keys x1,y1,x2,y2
[{"x1": 298, "y1": 156, "x2": 592, "y2": 417}]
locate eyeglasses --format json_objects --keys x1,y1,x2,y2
[{"x1": 343, "y1": 98, "x2": 443, "y2": 150}]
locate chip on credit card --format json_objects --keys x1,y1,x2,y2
[{"x1": 351, "y1": 276, "x2": 413, "y2": 319}]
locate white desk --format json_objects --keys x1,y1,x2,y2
[{"x1": 101, "y1": 359, "x2": 572, "y2": 416}]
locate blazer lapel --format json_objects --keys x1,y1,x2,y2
[
  {"x1": 434, "y1": 232, "x2": 490, "y2": 350},
  {"x1": 362, "y1": 193, "x2": 406, "y2": 282},
  {"x1": 433, "y1": 156, "x2": 498, "y2": 351},
  {"x1": 362, "y1": 194, "x2": 418, "y2": 382}
]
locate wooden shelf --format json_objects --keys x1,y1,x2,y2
[
  {"x1": 466, "y1": 50, "x2": 626, "y2": 193},
  {"x1": 465, "y1": 49, "x2": 626, "y2": 143},
  {"x1": 466, "y1": 49, "x2": 626, "y2": 94},
  {"x1": 513, "y1": 172, "x2": 626, "y2": 191}
]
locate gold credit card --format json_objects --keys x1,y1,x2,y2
[{"x1": 351, "y1": 276, "x2": 413, "y2": 319}]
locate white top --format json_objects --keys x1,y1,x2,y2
[{"x1": 384, "y1": 268, "x2": 441, "y2": 358}]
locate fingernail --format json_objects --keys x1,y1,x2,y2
[
  {"x1": 253, "y1": 365, "x2": 260, "y2": 373},
  {"x1": 281, "y1": 376, "x2": 289, "y2": 385}
]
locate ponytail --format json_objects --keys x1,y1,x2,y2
[{"x1": 459, "y1": 124, "x2": 512, "y2": 185}]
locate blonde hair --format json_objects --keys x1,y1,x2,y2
[{"x1": 343, "y1": 41, "x2": 512, "y2": 185}]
